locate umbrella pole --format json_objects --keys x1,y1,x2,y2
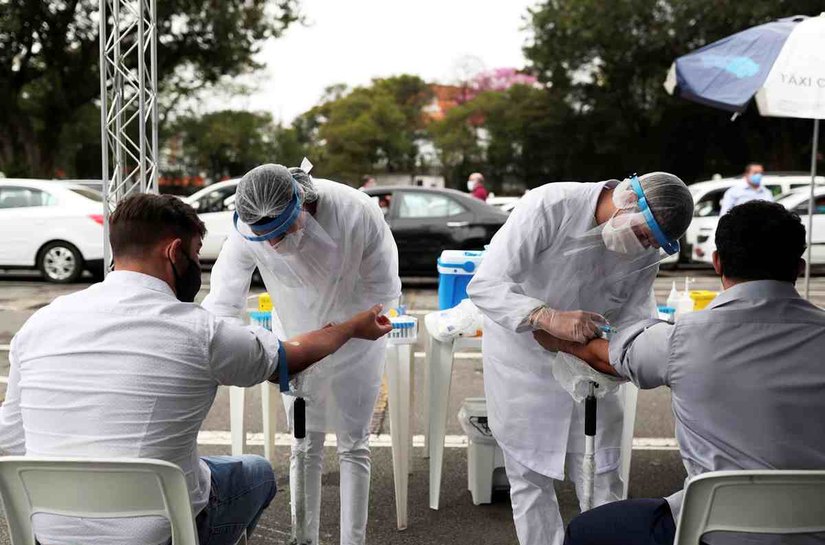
[
  {"x1": 806, "y1": 118, "x2": 820, "y2": 299},
  {"x1": 582, "y1": 382, "x2": 597, "y2": 511}
]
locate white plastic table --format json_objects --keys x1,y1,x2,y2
[
  {"x1": 384, "y1": 341, "x2": 414, "y2": 530},
  {"x1": 424, "y1": 331, "x2": 639, "y2": 510},
  {"x1": 230, "y1": 315, "x2": 287, "y2": 465},
  {"x1": 229, "y1": 333, "x2": 417, "y2": 531},
  {"x1": 229, "y1": 383, "x2": 280, "y2": 464}
]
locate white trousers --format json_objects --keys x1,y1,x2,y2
[
  {"x1": 290, "y1": 430, "x2": 371, "y2": 545},
  {"x1": 503, "y1": 451, "x2": 624, "y2": 545}
]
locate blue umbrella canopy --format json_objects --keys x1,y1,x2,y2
[
  {"x1": 664, "y1": 14, "x2": 823, "y2": 298},
  {"x1": 664, "y1": 16, "x2": 806, "y2": 113}
]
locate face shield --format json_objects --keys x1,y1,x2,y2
[
  {"x1": 556, "y1": 174, "x2": 690, "y2": 325},
  {"x1": 234, "y1": 176, "x2": 341, "y2": 289}
]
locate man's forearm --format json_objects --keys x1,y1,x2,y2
[
  {"x1": 272, "y1": 320, "x2": 356, "y2": 379},
  {"x1": 561, "y1": 338, "x2": 619, "y2": 377}
]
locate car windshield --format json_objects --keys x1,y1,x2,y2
[{"x1": 70, "y1": 187, "x2": 103, "y2": 202}]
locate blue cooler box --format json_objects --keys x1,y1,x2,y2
[{"x1": 437, "y1": 250, "x2": 485, "y2": 310}]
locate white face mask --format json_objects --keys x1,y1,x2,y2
[
  {"x1": 466, "y1": 180, "x2": 475, "y2": 191},
  {"x1": 601, "y1": 218, "x2": 646, "y2": 255}
]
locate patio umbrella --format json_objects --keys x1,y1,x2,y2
[{"x1": 664, "y1": 13, "x2": 825, "y2": 297}]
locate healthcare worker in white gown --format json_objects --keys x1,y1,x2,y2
[
  {"x1": 203, "y1": 163, "x2": 401, "y2": 545},
  {"x1": 467, "y1": 173, "x2": 694, "y2": 545}
]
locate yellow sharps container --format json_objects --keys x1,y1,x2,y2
[
  {"x1": 258, "y1": 293, "x2": 273, "y2": 312},
  {"x1": 689, "y1": 290, "x2": 718, "y2": 311}
]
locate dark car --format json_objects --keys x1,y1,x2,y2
[{"x1": 363, "y1": 186, "x2": 508, "y2": 276}]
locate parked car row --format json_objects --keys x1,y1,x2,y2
[{"x1": 4, "y1": 175, "x2": 823, "y2": 283}]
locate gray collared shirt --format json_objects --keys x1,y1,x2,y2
[{"x1": 609, "y1": 280, "x2": 825, "y2": 520}]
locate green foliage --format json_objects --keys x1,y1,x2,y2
[
  {"x1": 296, "y1": 75, "x2": 434, "y2": 184},
  {"x1": 523, "y1": 0, "x2": 825, "y2": 183},
  {"x1": 431, "y1": 83, "x2": 588, "y2": 191},
  {"x1": 170, "y1": 110, "x2": 283, "y2": 180},
  {"x1": 0, "y1": 0, "x2": 300, "y2": 177}
]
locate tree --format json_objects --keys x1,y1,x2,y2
[
  {"x1": 430, "y1": 84, "x2": 579, "y2": 191},
  {"x1": 295, "y1": 75, "x2": 434, "y2": 183},
  {"x1": 169, "y1": 110, "x2": 281, "y2": 181},
  {"x1": 0, "y1": 0, "x2": 300, "y2": 177},
  {"x1": 524, "y1": 0, "x2": 824, "y2": 182},
  {"x1": 429, "y1": 99, "x2": 485, "y2": 189}
]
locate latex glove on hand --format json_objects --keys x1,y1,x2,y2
[{"x1": 528, "y1": 306, "x2": 607, "y2": 344}]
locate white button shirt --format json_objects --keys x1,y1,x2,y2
[
  {"x1": 609, "y1": 280, "x2": 825, "y2": 521},
  {"x1": 719, "y1": 182, "x2": 773, "y2": 215},
  {"x1": 0, "y1": 271, "x2": 281, "y2": 545}
]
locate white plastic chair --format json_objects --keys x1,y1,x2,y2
[
  {"x1": 675, "y1": 470, "x2": 825, "y2": 545},
  {"x1": 0, "y1": 456, "x2": 247, "y2": 545}
]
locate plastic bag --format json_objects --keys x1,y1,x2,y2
[
  {"x1": 551, "y1": 351, "x2": 625, "y2": 403},
  {"x1": 424, "y1": 299, "x2": 483, "y2": 342}
]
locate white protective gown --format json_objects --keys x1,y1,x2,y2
[
  {"x1": 467, "y1": 181, "x2": 657, "y2": 480},
  {"x1": 203, "y1": 178, "x2": 401, "y2": 435}
]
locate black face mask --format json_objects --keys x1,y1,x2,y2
[{"x1": 170, "y1": 251, "x2": 202, "y2": 303}]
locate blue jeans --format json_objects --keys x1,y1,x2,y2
[
  {"x1": 564, "y1": 498, "x2": 676, "y2": 545},
  {"x1": 196, "y1": 455, "x2": 277, "y2": 545}
]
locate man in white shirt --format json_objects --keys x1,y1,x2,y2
[
  {"x1": 719, "y1": 163, "x2": 773, "y2": 215},
  {"x1": 533, "y1": 200, "x2": 825, "y2": 545},
  {"x1": 0, "y1": 193, "x2": 393, "y2": 545}
]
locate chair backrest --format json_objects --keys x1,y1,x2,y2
[
  {"x1": 675, "y1": 470, "x2": 825, "y2": 545},
  {"x1": 0, "y1": 456, "x2": 198, "y2": 545}
]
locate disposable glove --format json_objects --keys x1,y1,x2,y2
[{"x1": 528, "y1": 306, "x2": 607, "y2": 344}]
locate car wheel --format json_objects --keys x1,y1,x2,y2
[{"x1": 38, "y1": 241, "x2": 84, "y2": 283}]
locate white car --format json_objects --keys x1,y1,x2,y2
[
  {"x1": 692, "y1": 186, "x2": 825, "y2": 265},
  {"x1": 184, "y1": 179, "x2": 240, "y2": 261},
  {"x1": 686, "y1": 174, "x2": 823, "y2": 264},
  {"x1": 0, "y1": 179, "x2": 105, "y2": 282}
]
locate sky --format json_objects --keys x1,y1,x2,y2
[{"x1": 204, "y1": 0, "x2": 539, "y2": 123}]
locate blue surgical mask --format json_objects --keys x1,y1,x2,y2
[{"x1": 749, "y1": 173, "x2": 763, "y2": 186}]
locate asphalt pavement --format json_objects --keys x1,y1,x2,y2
[{"x1": 1, "y1": 268, "x2": 824, "y2": 544}]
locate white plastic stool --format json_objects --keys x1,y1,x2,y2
[
  {"x1": 458, "y1": 397, "x2": 508, "y2": 505},
  {"x1": 425, "y1": 331, "x2": 639, "y2": 510}
]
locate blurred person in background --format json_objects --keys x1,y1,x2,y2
[
  {"x1": 467, "y1": 172, "x2": 489, "y2": 201},
  {"x1": 720, "y1": 163, "x2": 772, "y2": 215}
]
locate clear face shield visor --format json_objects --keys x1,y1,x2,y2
[
  {"x1": 559, "y1": 175, "x2": 681, "y2": 296},
  {"x1": 606, "y1": 175, "x2": 680, "y2": 257},
  {"x1": 233, "y1": 179, "x2": 341, "y2": 288}
]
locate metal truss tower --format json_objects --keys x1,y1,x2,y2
[{"x1": 98, "y1": 0, "x2": 159, "y2": 271}]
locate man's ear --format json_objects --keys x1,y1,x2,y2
[
  {"x1": 798, "y1": 258, "x2": 806, "y2": 278},
  {"x1": 712, "y1": 251, "x2": 723, "y2": 277},
  {"x1": 164, "y1": 238, "x2": 184, "y2": 264}
]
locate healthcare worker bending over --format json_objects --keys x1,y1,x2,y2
[
  {"x1": 203, "y1": 163, "x2": 401, "y2": 545},
  {"x1": 467, "y1": 173, "x2": 693, "y2": 545}
]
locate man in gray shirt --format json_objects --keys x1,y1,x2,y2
[{"x1": 534, "y1": 200, "x2": 825, "y2": 545}]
